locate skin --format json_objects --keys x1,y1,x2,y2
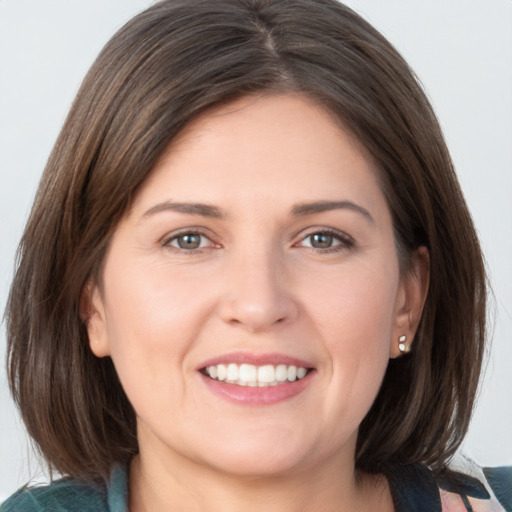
[{"x1": 85, "y1": 94, "x2": 428, "y2": 512}]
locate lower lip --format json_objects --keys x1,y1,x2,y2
[{"x1": 200, "y1": 372, "x2": 314, "y2": 406}]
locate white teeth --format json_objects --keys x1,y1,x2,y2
[
  {"x1": 204, "y1": 363, "x2": 310, "y2": 387},
  {"x1": 217, "y1": 364, "x2": 227, "y2": 381},
  {"x1": 239, "y1": 364, "x2": 257, "y2": 382},
  {"x1": 287, "y1": 365, "x2": 297, "y2": 381},
  {"x1": 227, "y1": 363, "x2": 239, "y2": 381},
  {"x1": 258, "y1": 365, "x2": 275, "y2": 383},
  {"x1": 297, "y1": 367, "x2": 307, "y2": 379},
  {"x1": 275, "y1": 364, "x2": 288, "y2": 382}
]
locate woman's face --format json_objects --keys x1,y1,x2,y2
[{"x1": 86, "y1": 94, "x2": 425, "y2": 478}]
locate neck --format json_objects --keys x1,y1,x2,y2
[{"x1": 129, "y1": 449, "x2": 394, "y2": 512}]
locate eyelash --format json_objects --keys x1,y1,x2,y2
[
  {"x1": 162, "y1": 229, "x2": 217, "y2": 253},
  {"x1": 161, "y1": 228, "x2": 354, "y2": 254},
  {"x1": 295, "y1": 228, "x2": 355, "y2": 253}
]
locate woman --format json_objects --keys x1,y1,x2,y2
[{"x1": 2, "y1": 0, "x2": 510, "y2": 510}]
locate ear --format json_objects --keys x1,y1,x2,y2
[
  {"x1": 80, "y1": 280, "x2": 111, "y2": 358},
  {"x1": 390, "y1": 246, "x2": 430, "y2": 358}
]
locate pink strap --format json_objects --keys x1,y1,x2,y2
[{"x1": 440, "y1": 489, "x2": 503, "y2": 511}]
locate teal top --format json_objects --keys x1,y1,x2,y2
[
  {"x1": 2, "y1": 461, "x2": 511, "y2": 511},
  {"x1": 1, "y1": 465, "x2": 127, "y2": 512}
]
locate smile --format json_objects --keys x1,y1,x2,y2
[{"x1": 202, "y1": 363, "x2": 310, "y2": 387}]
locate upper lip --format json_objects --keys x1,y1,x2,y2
[{"x1": 197, "y1": 352, "x2": 315, "y2": 370}]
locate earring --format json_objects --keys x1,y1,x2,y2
[{"x1": 398, "y1": 335, "x2": 411, "y2": 354}]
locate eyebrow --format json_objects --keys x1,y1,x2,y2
[
  {"x1": 291, "y1": 200, "x2": 374, "y2": 223},
  {"x1": 142, "y1": 201, "x2": 225, "y2": 219},
  {"x1": 141, "y1": 199, "x2": 374, "y2": 223}
]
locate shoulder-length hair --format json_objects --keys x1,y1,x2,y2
[{"x1": 6, "y1": 0, "x2": 486, "y2": 482}]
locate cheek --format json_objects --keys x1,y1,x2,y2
[
  {"x1": 99, "y1": 257, "x2": 217, "y2": 401},
  {"x1": 303, "y1": 259, "x2": 399, "y2": 421},
  {"x1": 303, "y1": 256, "x2": 399, "y2": 347},
  {"x1": 103, "y1": 255, "x2": 212, "y2": 343}
]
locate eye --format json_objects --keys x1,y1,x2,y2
[
  {"x1": 305, "y1": 232, "x2": 339, "y2": 249},
  {"x1": 164, "y1": 231, "x2": 214, "y2": 251},
  {"x1": 297, "y1": 229, "x2": 354, "y2": 251}
]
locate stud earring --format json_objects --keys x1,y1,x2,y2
[{"x1": 398, "y1": 335, "x2": 411, "y2": 354}]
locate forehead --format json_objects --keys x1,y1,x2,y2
[{"x1": 130, "y1": 94, "x2": 386, "y2": 214}]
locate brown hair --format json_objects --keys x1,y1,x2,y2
[{"x1": 6, "y1": 0, "x2": 486, "y2": 482}]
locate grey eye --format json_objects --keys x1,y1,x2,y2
[
  {"x1": 179, "y1": 234, "x2": 201, "y2": 249},
  {"x1": 298, "y1": 230, "x2": 350, "y2": 251},
  {"x1": 309, "y1": 233, "x2": 335, "y2": 249},
  {"x1": 170, "y1": 233, "x2": 205, "y2": 250}
]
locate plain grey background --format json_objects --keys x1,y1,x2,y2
[{"x1": 1, "y1": 0, "x2": 511, "y2": 501}]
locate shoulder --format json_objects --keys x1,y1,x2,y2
[
  {"x1": 482, "y1": 466, "x2": 512, "y2": 510},
  {"x1": 437, "y1": 454, "x2": 512, "y2": 512},
  {"x1": 386, "y1": 454, "x2": 512, "y2": 512},
  {"x1": 444, "y1": 455, "x2": 512, "y2": 512},
  {"x1": 1, "y1": 477, "x2": 108, "y2": 512}
]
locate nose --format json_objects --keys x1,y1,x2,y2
[{"x1": 218, "y1": 249, "x2": 299, "y2": 333}]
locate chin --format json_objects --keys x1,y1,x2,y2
[
  {"x1": 186, "y1": 426, "x2": 325, "y2": 479},
  {"x1": 202, "y1": 450, "x2": 308, "y2": 479}
]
